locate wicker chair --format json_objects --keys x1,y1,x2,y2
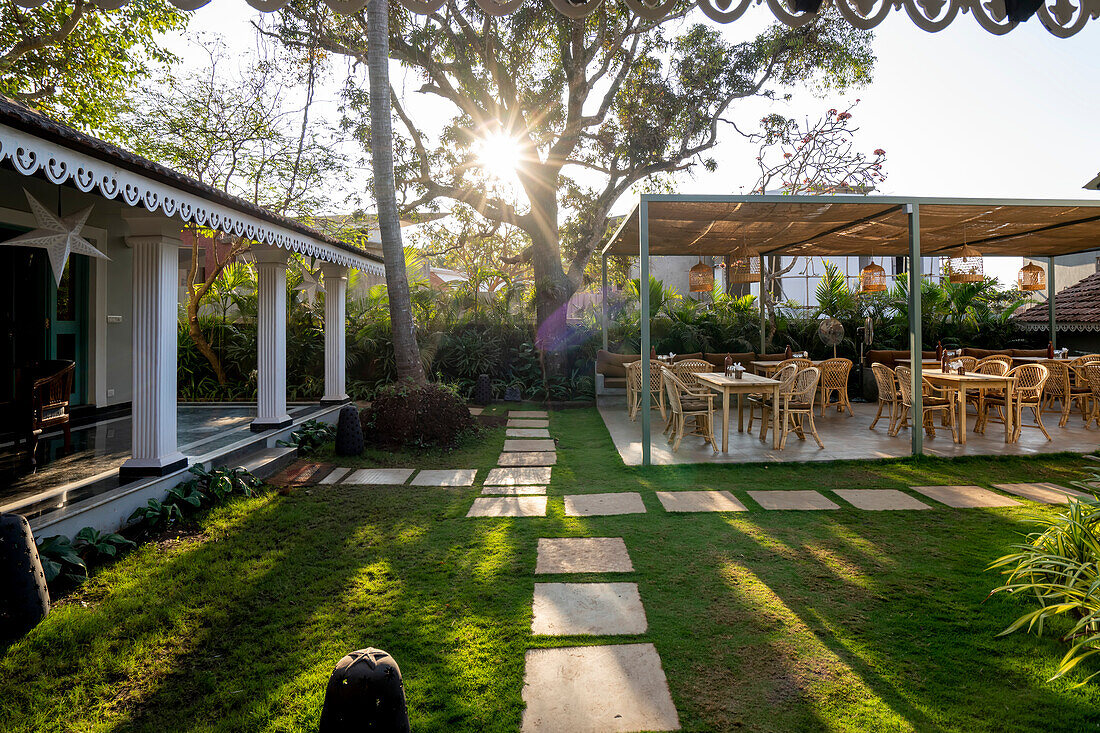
[
  {"x1": 778, "y1": 366, "x2": 824, "y2": 449},
  {"x1": 968, "y1": 357, "x2": 1011, "y2": 425},
  {"x1": 976, "y1": 355, "x2": 1013, "y2": 373},
  {"x1": 1085, "y1": 364, "x2": 1100, "y2": 428},
  {"x1": 978, "y1": 363, "x2": 1050, "y2": 442},
  {"x1": 778, "y1": 357, "x2": 813, "y2": 372},
  {"x1": 14, "y1": 359, "x2": 75, "y2": 467},
  {"x1": 892, "y1": 365, "x2": 957, "y2": 441},
  {"x1": 817, "y1": 358, "x2": 853, "y2": 417},
  {"x1": 954, "y1": 356, "x2": 979, "y2": 372},
  {"x1": 672, "y1": 359, "x2": 714, "y2": 389},
  {"x1": 869, "y1": 363, "x2": 902, "y2": 433},
  {"x1": 747, "y1": 362, "x2": 799, "y2": 439},
  {"x1": 1070, "y1": 354, "x2": 1100, "y2": 392},
  {"x1": 626, "y1": 361, "x2": 667, "y2": 422},
  {"x1": 1040, "y1": 359, "x2": 1091, "y2": 428},
  {"x1": 662, "y1": 369, "x2": 718, "y2": 453}
]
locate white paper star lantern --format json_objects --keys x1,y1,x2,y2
[
  {"x1": 3, "y1": 190, "x2": 109, "y2": 285},
  {"x1": 295, "y1": 261, "x2": 322, "y2": 304}
]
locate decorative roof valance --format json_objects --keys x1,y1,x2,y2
[{"x1": 19, "y1": 0, "x2": 1095, "y2": 38}]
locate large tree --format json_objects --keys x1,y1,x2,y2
[
  {"x1": 0, "y1": 0, "x2": 186, "y2": 134},
  {"x1": 273, "y1": 3, "x2": 873, "y2": 372}
]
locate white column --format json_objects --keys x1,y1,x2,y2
[
  {"x1": 321, "y1": 262, "x2": 350, "y2": 404},
  {"x1": 251, "y1": 245, "x2": 292, "y2": 431},
  {"x1": 121, "y1": 219, "x2": 186, "y2": 478}
]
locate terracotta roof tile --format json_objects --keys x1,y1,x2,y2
[{"x1": 1016, "y1": 270, "x2": 1100, "y2": 324}]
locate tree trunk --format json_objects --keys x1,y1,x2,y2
[{"x1": 367, "y1": 0, "x2": 426, "y2": 384}]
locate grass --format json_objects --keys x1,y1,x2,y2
[{"x1": 2, "y1": 405, "x2": 1100, "y2": 731}]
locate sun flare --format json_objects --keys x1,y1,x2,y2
[{"x1": 473, "y1": 132, "x2": 524, "y2": 181}]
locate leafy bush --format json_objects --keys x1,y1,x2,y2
[
  {"x1": 988, "y1": 496, "x2": 1100, "y2": 686},
  {"x1": 362, "y1": 382, "x2": 477, "y2": 449},
  {"x1": 278, "y1": 419, "x2": 336, "y2": 455},
  {"x1": 37, "y1": 535, "x2": 88, "y2": 585},
  {"x1": 129, "y1": 498, "x2": 183, "y2": 529},
  {"x1": 73, "y1": 528, "x2": 135, "y2": 563}
]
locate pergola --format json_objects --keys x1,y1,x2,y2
[{"x1": 599, "y1": 194, "x2": 1100, "y2": 466}]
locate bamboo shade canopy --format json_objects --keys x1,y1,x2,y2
[{"x1": 603, "y1": 197, "x2": 1100, "y2": 259}]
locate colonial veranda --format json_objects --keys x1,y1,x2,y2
[{"x1": 596, "y1": 194, "x2": 1100, "y2": 466}]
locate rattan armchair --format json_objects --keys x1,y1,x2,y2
[
  {"x1": 968, "y1": 356, "x2": 1010, "y2": 424},
  {"x1": 662, "y1": 369, "x2": 718, "y2": 453},
  {"x1": 869, "y1": 363, "x2": 903, "y2": 433},
  {"x1": 892, "y1": 365, "x2": 957, "y2": 441},
  {"x1": 1085, "y1": 364, "x2": 1100, "y2": 428},
  {"x1": 626, "y1": 360, "x2": 667, "y2": 422},
  {"x1": 747, "y1": 362, "x2": 799, "y2": 440},
  {"x1": 818, "y1": 357, "x2": 853, "y2": 417},
  {"x1": 672, "y1": 359, "x2": 714, "y2": 389},
  {"x1": 1040, "y1": 359, "x2": 1091, "y2": 428},
  {"x1": 978, "y1": 363, "x2": 1050, "y2": 442},
  {"x1": 778, "y1": 366, "x2": 824, "y2": 449}
]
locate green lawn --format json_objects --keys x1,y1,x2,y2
[{"x1": 2, "y1": 406, "x2": 1099, "y2": 731}]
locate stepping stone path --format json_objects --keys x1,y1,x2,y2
[
  {"x1": 536, "y1": 538, "x2": 633, "y2": 574},
  {"x1": 498, "y1": 452, "x2": 557, "y2": 466},
  {"x1": 482, "y1": 486, "x2": 548, "y2": 496},
  {"x1": 532, "y1": 582, "x2": 647, "y2": 635},
  {"x1": 467, "y1": 496, "x2": 548, "y2": 517},
  {"x1": 911, "y1": 485, "x2": 1021, "y2": 508},
  {"x1": 508, "y1": 419, "x2": 549, "y2": 428},
  {"x1": 990, "y1": 482, "x2": 1092, "y2": 504},
  {"x1": 509, "y1": 410, "x2": 549, "y2": 418},
  {"x1": 410, "y1": 469, "x2": 478, "y2": 487},
  {"x1": 343, "y1": 468, "x2": 415, "y2": 485},
  {"x1": 505, "y1": 439, "x2": 557, "y2": 452},
  {"x1": 656, "y1": 490, "x2": 746, "y2": 513},
  {"x1": 507, "y1": 428, "x2": 552, "y2": 438},
  {"x1": 748, "y1": 490, "x2": 840, "y2": 511},
  {"x1": 485, "y1": 466, "x2": 552, "y2": 485},
  {"x1": 320, "y1": 467, "x2": 352, "y2": 484},
  {"x1": 565, "y1": 492, "x2": 647, "y2": 517},
  {"x1": 834, "y1": 489, "x2": 931, "y2": 511}
]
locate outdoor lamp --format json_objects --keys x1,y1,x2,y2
[
  {"x1": 944, "y1": 244, "x2": 984, "y2": 283},
  {"x1": 689, "y1": 257, "x2": 714, "y2": 292},
  {"x1": 1017, "y1": 261, "x2": 1046, "y2": 291},
  {"x1": 727, "y1": 244, "x2": 760, "y2": 284},
  {"x1": 859, "y1": 260, "x2": 887, "y2": 293}
]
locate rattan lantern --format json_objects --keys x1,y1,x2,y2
[
  {"x1": 859, "y1": 260, "x2": 887, "y2": 293},
  {"x1": 944, "y1": 244, "x2": 984, "y2": 283},
  {"x1": 727, "y1": 244, "x2": 761, "y2": 284},
  {"x1": 688, "y1": 258, "x2": 714, "y2": 292},
  {"x1": 1017, "y1": 261, "x2": 1046, "y2": 291}
]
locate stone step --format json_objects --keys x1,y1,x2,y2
[{"x1": 239, "y1": 445, "x2": 298, "y2": 479}]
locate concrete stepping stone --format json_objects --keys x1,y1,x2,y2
[
  {"x1": 504, "y1": 439, "x2": 557, "y2": 452},
  {"x1": 564, "y1": 492, "x2": 646, "y2": 517},
  {"x1": 410, "y1": 469, "x2": 478, "y2": 487},
  {"x1": 466, "y1": 496, "x2": 547, "y2": 517},
  {"x1": 834, "y1": 489, "x2": 931, "y2": 511},
  {"x1": 498, "y1": 452, "x2": 557, "y2": 467},
  {"x1": 911, "y1": 485, "x2": 1021, "y2": 508},
  {"x1": 469, "y1": 406, "x2": 484, "y2": 415},
  {"x1": 536, "y1": 538, "x2": 633, "y2": 574},
  {"x1": 507, "y1": 428, "x2": 552, "y2": 438},
  {"x1": 342, "y1": 468, "x2": 414, "y2": 485},
  {"x1": 510, "y1": 410, "x2": 549, "y2": 418},
  {"x1": 319, "y1": 467, "x2": 352, "y2": 485},
  {"x1": 656, "y1": 490, "x2": 747, "y2": 513},
  {"x1": 508, "y1": 419, "x2": 549, "y2": 428},
  {"x1": 990, "y1": 482, "x2": 1092, "y2": 504},
  {"x1": 748, "y1": 490, "x2": 839, "y2": 511},
  {"x1": 482, "y1": 485, "x2": 547, "y2": 496},
  {"x1": 531, "y1": 582, "x2": 647, "y2": 635},
  {"x1": 521, "y1": 644, "x2": 680, "y2": 732},
  {"x1": 485, "y1": 466, "x2": 552, "y2": 486}
]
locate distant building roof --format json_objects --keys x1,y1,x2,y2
[{"x1": 1016, "y1": 270, "x2": 1100, "y2": 332}]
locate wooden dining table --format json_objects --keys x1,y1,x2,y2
[
  {"x1": 749, "y1": 359, "x2": 819, "y2": 377},
  {"x1": 695, "y1": 372, "x2": 783, "y2": 451},
  {"x1": 920, "y1": 368, "x2": 1016, "y2": 444}
]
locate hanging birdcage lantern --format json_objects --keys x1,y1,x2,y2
[
  {"x1": 688, "y1": 257, "x2": 714, "y2": 292},
  {"x1": 859, "y1": 260, "x2": 887, "y2": 293},
  {"x1": 1017, "y1": 261, "x2": 1046, "y2": 291},
  {"x1": 944, "y1": 244, "x2": 984, "y2": 283},
  {"x1": 727, "y1": 244, "x2": 760, "y2": 284}
]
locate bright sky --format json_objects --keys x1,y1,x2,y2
[{"x1": 168, "y1": 3, "x2": 1100, "y2": 285}]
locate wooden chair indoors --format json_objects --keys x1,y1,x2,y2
[
  {"x1": 978, "y1": 363, "x2": 1050, "y2": 442},
  {"x1": 818, "y1": 357, "x2": 853, "y2": 417},
  {"x1": 662, "y1": 369, "x2": 718, "y2": 453},
  {"x1": 778, "y1": 366, "x2": 824, "y2": 449},
  {"x1": 14, "y1": 359, "x2": 75, "y2": 468},
  {"x1": 892, "y1": 365, "x2": 957, "y2": 441},
  {"x1": 869, "y1": 363, "x2": 902, "y2": 433},
  {"x1": 1040, "y1": 359, "x2": 1091, "y2": 428}
]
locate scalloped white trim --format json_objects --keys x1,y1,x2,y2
[
  {"x1": 0, "y1": 123, "x2": 384, "y2": 276},
  {"x1": 1019, "y1": 321, "x2": 1100, "y2": 332}
]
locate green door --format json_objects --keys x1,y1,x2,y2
[{"x1": 46, "y1": 255, "x2": 88, "y2": 405}]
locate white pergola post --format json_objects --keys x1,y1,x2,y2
[
  {"x1": 320, "y1": 262, "x2": 350, "y2": 404},
  {"x1": 251, "y1": 245, "x2": 292, "y2": 431},
  {"x1": 120, "y1": 214, "x2": 187, "y2": 479}
]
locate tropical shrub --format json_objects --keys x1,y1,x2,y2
[
  {"x1": 36, "y1": 535, "x2": 88, "y2": 585},
  {"x1": 362, "y1": 382, "x2": 477, "y2": 449},
  {"x1": 278, "y1": 419, "x2": 336, "y2": 455},
  {"x1": 988, "y1": 495, "x2": 1100, "y2": 686},
  {"x1": 72, "y1": 528, "x2": 135, "y2": 563}
]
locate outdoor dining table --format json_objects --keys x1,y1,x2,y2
[
  {"x1": 920, "y1": 368, "x2": 1017, "y2": 445},
  {"x1": 749, "y1": 359, "x2": 819, "y2": 377},
  {"x1": 1012, "y1": 355, "x2": 1070, "y2": 363},
  {"x1": 695, "y1": 372, "x2": 783, "y2": 451},
  {"x1": 895, "y1": 358, "x2": 942, "y2": 367}
]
